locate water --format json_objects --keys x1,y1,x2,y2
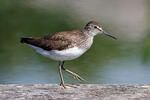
[{"x1": 0, "y1": 0, "x2": 150, "y2": 84}]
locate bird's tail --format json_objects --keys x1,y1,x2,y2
[{"x1": 20, "y1": 37, "x2": 33, "y2": 44}]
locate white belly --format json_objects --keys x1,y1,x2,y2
[{"x1": 28, "y1": 45, "x2": 87, "y2": 61}]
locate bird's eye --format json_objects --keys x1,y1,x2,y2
[{"x1": 94, "y1": 26, "x2": 97, "y2": 29}]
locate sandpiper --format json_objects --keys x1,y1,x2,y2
[{"x1": 20, "y1": 21, "x2": 117, "y2": 88}]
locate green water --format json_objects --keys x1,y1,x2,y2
[{"x1": 0, "y1": 0, "x2": 150, "y2": 84}]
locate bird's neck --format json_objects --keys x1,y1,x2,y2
[{"x1": 77, "y1": 30, "x2": 94, "y2": 50}]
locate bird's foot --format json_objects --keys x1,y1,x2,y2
[
  {"x1": 60, "y1": 82, "x2": 77, "y2": 88},
  {"x1": 65, "y1": 69, "x2": 88, "y2": 82}
]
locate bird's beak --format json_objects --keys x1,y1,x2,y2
[{"x1": 102, "y1": 30, "x2": 117, "y2": 40}]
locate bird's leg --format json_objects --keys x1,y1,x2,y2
[
  {"x1": 58, "y1": 61, "x2": 77, "y2": 88},
  {"x1": 61, "y1": 61, "x2": 87, "y2": 82},
  {"x1": 58, "y1": 61, "x2": 66, "y2": 88}
]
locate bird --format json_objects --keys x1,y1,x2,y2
[{"x1": 20, "y1": 21, "x2": 117, "y2": 88}]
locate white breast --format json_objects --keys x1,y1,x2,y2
[{"x1": 28, "y1": 45, "x2": 87, "y2": 61}]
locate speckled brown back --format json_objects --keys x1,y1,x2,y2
[{"x1": 20, "y1": 30, "x2": 89, "y2": 51}]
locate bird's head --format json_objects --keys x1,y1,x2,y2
[{"x1": 84, "y1": 21, "x2": 117, "y2": 39}]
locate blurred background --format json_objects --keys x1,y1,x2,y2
[{"x1": 0, "y1": 0, "x2": 150, "y2": 84}]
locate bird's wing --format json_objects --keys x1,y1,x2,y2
[{"x1": 21, "y1": 30, "x2": 83, "y2": 51}]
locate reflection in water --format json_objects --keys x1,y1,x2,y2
[{"x1": 0, "y1": 0, "x2": 150, "y2": 84}]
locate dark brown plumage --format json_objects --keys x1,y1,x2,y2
[
  {"x1": 86, "y1": 21, "x2": 102, "y2": 28},
  {"x1": 20, "y1": 30, "x2": 88, "y2": 51}
]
